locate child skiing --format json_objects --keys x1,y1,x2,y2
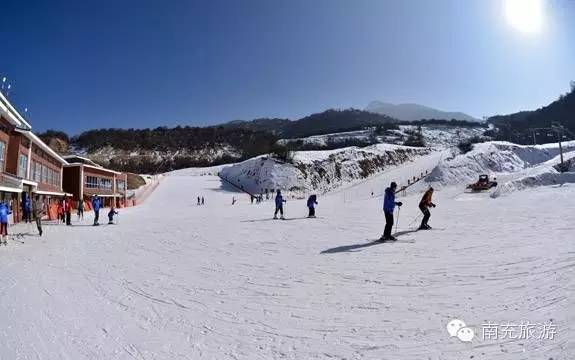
[
  {"x1": 273, "y1": 190, "x2": 286, "y2": 219},
  {"x1": 380, "y1": 181, "x2": 402, "y2": 241},
  {"x1": 307, "y1": 194, "x2": 318, "y2": 218},
  {"x1": 108, "y1": 207, "x2": 118, "y2": 224},
  {"x1": 0, "y1": 199, "x2": 11, "y2": 245},
  {"x1": 418, "y1": 186, "x2": 436, "y2": 230}
]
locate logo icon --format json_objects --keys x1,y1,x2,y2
[{"x1": 447, "y1": 319, "x2": 475, "y2": 342}]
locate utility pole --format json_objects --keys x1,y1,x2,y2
[
  {"x1": 531, "y1": 129, "x2": 537, "y2": 146},
  {"x1": 553, "y1": 125, "x2": 564, "y2": 170}
]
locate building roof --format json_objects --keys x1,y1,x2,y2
[
  {"x1": 15, "y1": 129, "x2": 69, "y2": 165},
  {"x1": 63, "y1": 155, "x2": 101, "y2": 167},
  {"x1": 64, "y1": 162, "x2": 122, "y2": 175},
  {"x1": 0, "y1": 92, "x2": 32, "y2": 130}
]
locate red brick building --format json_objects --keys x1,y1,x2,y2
[
  {"x1": 0, "y1": 92, "x2": 69, "y2": 222},
  {"x1": 62, "y1": 155, "x2": 128, "y2": 209}
]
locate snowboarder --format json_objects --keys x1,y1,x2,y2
[
  {"x1": 108, "y1": 207, "x2": 118, "y2": 224},
  {"x1": 307, "y1": 194, "x2": 318, "y2": 218},
  {"x1": 381, "y1": 181, "x2": 402, "y2": 241},
  {"x1": 418, "y1": 186, "x2": 436, "y2": 230},
  {"x1": 197, "y1": 196, "x2": 201, "y2": 206},
  {"x1": 232, "y1": 197, "x2": 236, "y2": 205},
  {"x1": 273, "y1": 190, "x2": 286, "y2": 219},
  {"x1": 77, "y1": 199, "x2": 84, "y2": 220},
  {"x1": 33, "y1": 195, "x2": 44, "y2": 237},
  {"x1": 201, "y1": 196, "x2": 205, "y2": 205},
  {"x1": 92, "y1": 194, "x2": 101, "y2": 226},
  {"x1": 0, "y1": 198, "x2": 11, "y2": 245}
]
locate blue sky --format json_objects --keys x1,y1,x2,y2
[{"x1": 0, "y1": 0, "x2": 573, "y2": 134}]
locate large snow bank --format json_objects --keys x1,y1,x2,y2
[
  {"x1": 491, "y1": 150, "x2": 575, "y2": 198},
  {"x1": 426, "y1": 141, "x2": 575, "y2": 186},
  {"x1": 219, "y1": 144, "x2": 431, "y2": 197}
]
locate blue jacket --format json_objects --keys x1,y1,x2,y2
[
  {"x1": 0, "y1": 202, "x2": 11, "y2": 223},
  {"x1": 24, "y1": 198, "x2": 31, "y2": 212},
  {"x1": 383, "y1": 187, "x2": 396, "y2": 213},
  {"x1": 275, "y1": 194, "x2": 284, "y2": 207},
  {"x1": 92, "y1": 197, "x2": 101, "y2": 212}
]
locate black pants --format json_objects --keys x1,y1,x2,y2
[
  {"x1": 23, "y1": 210, "x2": 31, "y2": 223},
  {"x1": 274, "y1": 206, "x2": 283, "y2": 217},
  {"x1": 35, "y1": 216, "x2": 42, "y2": 235},
  {"x1": 94, "y1": 210, "x2": 100, "y2": 224},
  {"x1": 419, "y1": 204, "x2": 430, "y2": 227},
  {"x1": 66, "y1": 211, "x2": 71, "y2": 225},
  {"x1": 308, "y1": 207, "x2": 315, "y2": 217},
  {"x1": 384, "y1": 211, "x2": 394, "y2": 238}
]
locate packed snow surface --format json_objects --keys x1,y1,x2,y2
[{"x1": 0, "y1": 154, "x2": 572, "y2": 359}]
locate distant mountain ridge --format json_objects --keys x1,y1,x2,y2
[
  {"x1": 366, "y1": 101, "x2": 478, "y2": 122},
  {"x1": 220, "y1": 109, "x2": 395, "y2": 138},
  {"x1": 487, "y1": 87, "x2": 575, "y2": 144}
]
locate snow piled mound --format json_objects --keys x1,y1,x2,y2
[
  {"x1": 427, "y1": 141, "x2": 575, "y2": 186},
  {"x1": 219, "y1": 144, "x2": 431, "y2": 197},
  {"x1": 491, "y1": 151, "x2": 575, "y2": 198}
]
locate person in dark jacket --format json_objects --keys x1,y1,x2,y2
[
  {"x1": 307, "y1": 195, "x2": 318, "y2": 218},
  {"x1": 108, "y1": 207, "x2": 118, "y2": 224},
  {"x1": 418, "y1": 186, "x2": 436, "y2": 230},
  {"x1": 381, "y1": 181, "x2": 402, "y2": 241},
  {"x1": 273, "y1": 190, "x2": 286, "y2": 219},
  {"x1": 77, "y1": 199, "x2": 84, "y2": 220},
  {"x1": 22, "y1": 194, "x2": 32, "y2": 223},
  {"x1": 92, "y1": 195, "x2": 102, "y2": 226}
]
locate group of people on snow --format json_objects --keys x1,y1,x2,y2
[
  {"x1": 272, "y1": 190, "x2": 319, "y2": 220},
  {"x1": 197, "y1": 196, "x2": 205, "y2": 206},
  {"x1": 381, "y1": 181, "x2": 436, "y2": 241},
  {"x1": 0, "y1": 193, "x2": 120, "y2": 245}
]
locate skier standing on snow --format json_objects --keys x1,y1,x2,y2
[
  {"x1": 381, "y1": 181, "x2": 402, "y2": 241},
  {"x1": 307, "y1": 194, "x2": 318, "y2": 218},
  {"x1": 197, "y1": 196, "x2": 200, "y2": 206},
  {"x1": 273, "y1": 190, "x2": 286, "y2": 219},
  {"x1": 64, "y1": 196, "x2": 73, "y2": 226},
  {"x1": 0, "y1": 198, "x2": 11, "y2": 245},
  {"x1": 33, "y1": 195, "x2": 44, "y2": 236},
  {"x1": 201, "y1": 196, "x2": 205, "y2": 205},
  {"x1": 418, "y1": 186, "x2": 436, "y2": 230},
  {"x1": 92, "y1": 195, "x2": 101, "y2": 226},
  {"x1": 77, "y1": 199, "x2": 84, "y2": 220}
]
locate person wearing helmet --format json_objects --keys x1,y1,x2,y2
[
  {"x1": 381, "y1": 181, "x2": 402, "y2": 241},
  {"x1": 419, "y1": 186, "x2": 436, "y2": 230}
]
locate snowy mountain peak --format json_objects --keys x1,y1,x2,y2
[{"x1": 366, "y1": 101, "x2": 478, "y2": 122}]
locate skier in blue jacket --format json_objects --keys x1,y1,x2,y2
[
  {"x1": 92, "y1": 195, "x2": 102, "y2": 226},
  {"x1": 273, "y1": 190, "x2": 286, "y2": 219},
  {"x1": 381, "y1": 181, "x2": 402, "y2": 241},
  {"x1": 0, "y1": 200, "x2": 12, "y2": 245}
]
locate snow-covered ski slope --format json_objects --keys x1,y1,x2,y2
[{"x1": 0, "y1": 151, "x2": 573, "y2": 359}]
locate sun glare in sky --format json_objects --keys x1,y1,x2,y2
[{"x1": 505, "y1": 0, "x2": 545, "y2": 34}]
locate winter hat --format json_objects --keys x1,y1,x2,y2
[{"x1": 390, "y1": 182, "x2": 397, "y2": 188}]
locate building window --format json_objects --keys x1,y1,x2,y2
[
  {"x1": 42, "y1": 164, "x2": 48, "y2": 184},
  {"x1": 99, "y1": 178, "x2": 112, "y2": 190},
  {"x1": 116, "y1": 179, "x2": 126, "y2": 192},
  {"x1": 0, "y1": 141, "x2": 6, "y2": 171},
  {"x1": 18, "y1": 154, "x2": 28, "y2": 178},
  {"x1": 86, "y1": 176, "x2": 99, "y2": 189}
]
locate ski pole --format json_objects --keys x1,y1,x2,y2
[{"x1": 395, "y1": 206, "x2": 400, "y2": 234}]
